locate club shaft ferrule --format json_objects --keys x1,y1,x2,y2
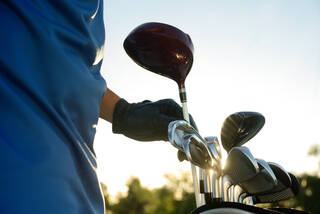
[{"x1": 179, "y1": 87, "x2": 187, "y2": 103}]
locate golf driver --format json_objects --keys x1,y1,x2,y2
[{"x1": 124, "y1": 22, "x2": 200, "y2": 205}]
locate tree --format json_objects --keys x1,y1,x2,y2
[
  {"x1": 108, "y1": 177, "x2": 156, "y2": 214},
  {"x1": 308, "y1": 144, "x2": 320, "y2": 175},
  {"x1": 100, "y1": 182, "x2": 111, "y2": 213},
  {"x1": 102, "y1": 172, "x2": 197, "y2": 214}
]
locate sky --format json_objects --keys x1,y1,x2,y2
[{"x1": 93, "y1": 0, "x2": 320, "y2": 197}]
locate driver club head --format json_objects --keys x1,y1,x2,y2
[
  {"x1": 220, "y1": 112, "x2": 265, "y2": 152},
  {"x1": 123, "y1": 22, "x2": 194, "y2": 88}
]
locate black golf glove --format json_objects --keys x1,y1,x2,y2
[{"x1": 112, "y1": 98, "x2": 197, "y2": 141}]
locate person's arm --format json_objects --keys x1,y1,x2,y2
[
  {"x1": 99, "y1": 87, "x2": 196, "y2": 141},
  {"x1": 99, "y1": 88, "x2": 120, "y2": 123}
]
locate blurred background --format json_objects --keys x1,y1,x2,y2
[{"x1": 93, "y1": 0, "x2": 320, "y2": 213}]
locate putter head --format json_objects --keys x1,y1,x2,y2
[
  {"x1": 124, "y1": 22, "x2": 194, "y2": 88},
  {"x1": 224, "y1": 146, "x2": 259, "y2": 183},
  {"x1": 220, "y1": 111, "x2": 265, "y2": 152}
]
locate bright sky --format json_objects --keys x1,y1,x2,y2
[{"x1": 94, "y1": 0, "x2": 320, "y2": 197}]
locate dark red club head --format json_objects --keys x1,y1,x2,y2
[{"x1": 123, "y1": 22, "x2": 194, "y2": 88}]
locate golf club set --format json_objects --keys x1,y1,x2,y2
[
  {"x1": 123, "y1": 22, "x2": 309, "y2": 214},
  {"x1": 168, "y1": 114, "x2": 301, "y2": 213}
]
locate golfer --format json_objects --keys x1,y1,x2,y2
[{"x1": 0, "y1": 1, "x2": 198, "y2": 213}]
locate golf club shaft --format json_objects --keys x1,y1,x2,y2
[
  {"x1": 182, "y1": 102, "x2": 189, "y2": 123},
  {"x1": 179, "y1": 87, "x2": 201, "y2": 207},
  {"x1": 199, "y1": 168, "x2": 205, "y2": 205}
]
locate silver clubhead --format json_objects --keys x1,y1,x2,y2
[
  {"x1": 168, "y1": 120, "x2": 199, "y2": 151},
  {"x1": 224, "y1": 146, "x2": 259, "y2": 183},
  {"x1": 204, "y1": 136, "x2": 222, "y2": 172},
  {"x1": 183, "y1": 134, "x2": 214, "y2": 169}
]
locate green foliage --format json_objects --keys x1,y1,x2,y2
[
  {"x1": 308, "y1": 144, "x2": 320, "y2": 157},
  {"x1": 100, "y1": 182, "x2": 111, "y2": 212},
  {"x1": 101, "y1": 172, "x2": 196, "y2": 214},
  {"x1": 108, "y1": 177, "x2": 155, "y2": 214},
  {"x1": 308, "y1": 144, "x2": 320, "y2": 173}
]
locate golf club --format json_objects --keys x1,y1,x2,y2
[
  {"x1": 205, "y1": 136, "x2": 223, "y2": 202},
  {"x1": 268, "y1": 162, "x2": 292, "y2": 193},
  {"x1": 223, "y1": 147, "x2": 259, "y2": 202},
  {"x1": 237, "y1": 158, "x2": 278, "y2": 196},
  {"x1": 123, "y1": 22, "x2": 200, "y2": 206},
  {"x1": 220, "y1": 112, "x2": 265, "y2": 152},
  {"x1": 224, "y1": 147, "x2": 259, "y2": 183},
  {"x1": 250, "y1": 172, "x2": 299, "y2": 204}
]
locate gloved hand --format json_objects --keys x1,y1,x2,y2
[{"x1": 112, "y1": 98, "x2": 197, "y2": 141}]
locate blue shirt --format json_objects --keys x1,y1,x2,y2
[{"x1": 0, "y1": 1, "x2": 106, "y2": 213}]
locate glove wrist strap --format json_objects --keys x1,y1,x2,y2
[{"x1": 112, "y1": 98, "x2": 130, "y2": 134}]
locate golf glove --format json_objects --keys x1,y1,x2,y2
[{"x1": 112, "y1": 98, "x2": 197, "y2": 141}]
